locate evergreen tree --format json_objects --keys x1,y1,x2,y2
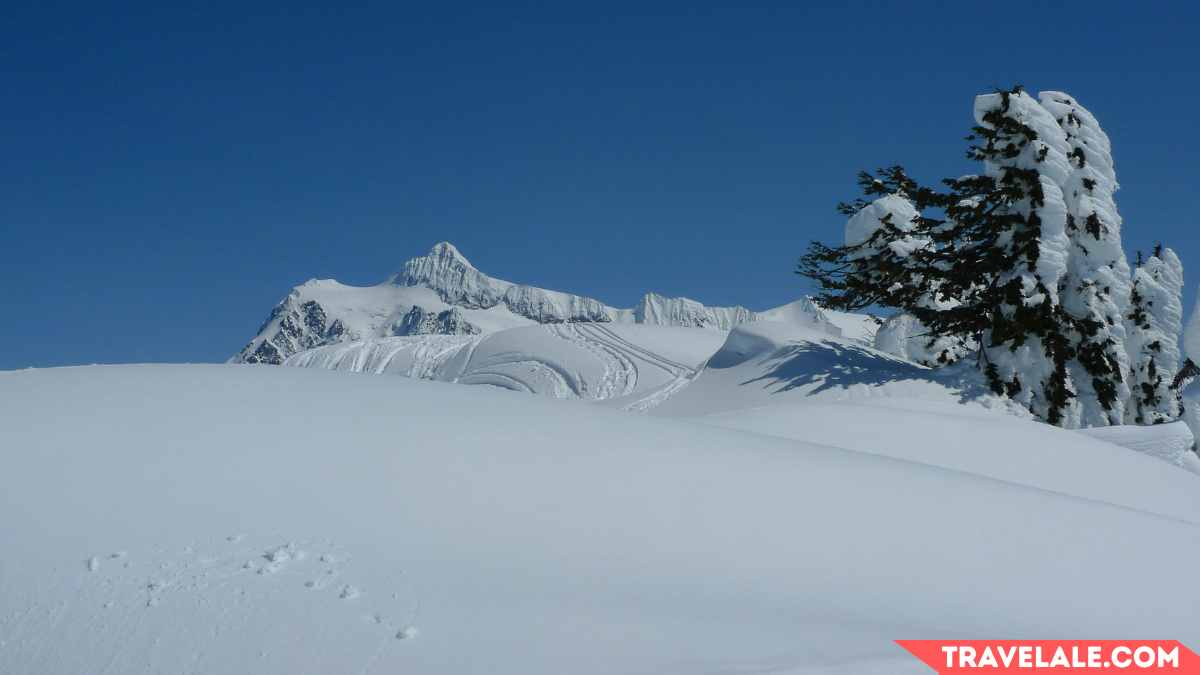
[
  {"x1": 800, "y1": 87, "x2": 1085, "y2": 426},
  {"x1": 874, "y1": 312, "x2": 973, "y2": 367},
  {"x1": 1125, "y1": 247, "x2": 1184, "y2": 424},
  {"x1": 967, "y1": 89, "x2": 1079, "y2": 426},
  {"x1": 1038, "y1": 92, "x2": 1132, "y2": 426}
]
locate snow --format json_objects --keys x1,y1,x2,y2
[
  {"x1": 843, "y1": 193, "x2": 918, "y2": 249},
  {"x1": 872, "y1": 312, "x2": 969, "y2": 367},
  {"x1": 757, "y1": 297, "x2": 844, "y2": 337},
  {"x1": 623, "y1": 291, "x2": 758, "y2": 330},
  {"x1": 280, "y1": 304, "x2": 1200, "y2": 477},
  {"x1": 818, "y1": 307, "x2": 879, "y2": 344},
  {"x1": 234, "y1": 279, "x2": 535, "y2": 364},
  {"x1": 2, "y1": 364, "x2": 1199, "y2": 674},
  {"x1": 235, "y1": 242, "x2": 836, "y2": 364},
  {"x1": 285, "y1": 323, "x2": 726, "y2": 409},
  {"x1": 1126, "y1": 248, "x2": 1185, "y2": 424},
  {"x1": 973, "y1": 90, "x2": 1079, "y2": 426},
  {"x1": 649, "y1": 321, "x2": 1022, "y2": 418},
  {"x1": 701, "y1": 399, "x2": 1200, "y2": 518},
  {"x1": 1185, "y1": 292, "x2": 1200, "y2": 364},
  {"x1": 1037, "y1": 91, "x2": 1134, "y2": 427},
  {"x1": 1076, "y1": 421, "x2": 1200, "y2": 475}
]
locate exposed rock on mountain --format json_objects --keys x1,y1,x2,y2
[{"x1": 234, "y1": 242, "x2": 838, "y2": 364}]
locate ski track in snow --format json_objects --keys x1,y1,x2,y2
[
  {"x1": 545, "y1": 324, "x2": 638, "y2": 399},
  {"x1": 0, "y1": 535, "x2": 420, "y2": 675},
  {"x1": 285, "y1": 325, "x2": 704, "y2": 409},
  {"x1": 459, "y1": 349, "x2": 581, "y2": 398},
  {"x1": 623, "y1": 369, "x2": 698, "y2": 412},
  {"x1": 460, "y1": 323, "x2": 702, "y2": 409},
  {"x1": 573, "y1": 325, "x2": 702, "y2": 412}
]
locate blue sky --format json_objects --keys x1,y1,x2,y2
[{"x1": 4, "y1": 2, "x2": 1199, "y2": 368}]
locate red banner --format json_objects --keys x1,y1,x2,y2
[{"x1": 896, "y1": 641, "x2": 1200, "y2": 673}]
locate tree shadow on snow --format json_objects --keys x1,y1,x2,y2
[{"x1": 734, "y1": 339, "x2": 993, "y2": 405}]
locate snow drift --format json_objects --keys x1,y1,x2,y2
[
  {"x1": 1, "y1": 364, "x2": 1198, "y2": 674},
  {"x1": 650, "y1": 321, "x2": 1023, "y2": 418}
]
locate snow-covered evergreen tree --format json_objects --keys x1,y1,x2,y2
[
  {"x1": 1183, "y1": 293, "x2": 1200, "y2": 370},
  {"x1": 1125, "y1": 246, "x2": 1184, "y2": 424},
  {"x1": 822, "y1": 187, "x2": 969, "y2": 367},
  {"x1": 962, "y1": 89, "x2": 1079, "y2": 426},
  {"x1": 800, "y1": 87, "x2": 1133, "y2": 428},
  {"x1": 803, "y1": 170, "x2": 934, "y2": 313},
  {"x1": 873, "y1": 312, "x2": 972, "y2": 366},
  {"x1": 1038, "y1": 92, "x2": 1132, "y2": 426},
  {"x1": 1178, "y1": 296, "x2": 1200, "y2": 448}
]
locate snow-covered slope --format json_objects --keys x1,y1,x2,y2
[
  {"x1": 280, "y1": 309, "x2": 881, "y2": 411},
  {"x1": 285, "y1": 323, "x2": 726, "y2": 410},
  {"x1": 281, "y1": 310, "x2": 1200, "y2": 473},
  {"x1": 235, "y1": 242, "x2": 843, "y2": 365},
  {"x1": 2, "y1": 365, "x2": 1198, "y2": 675},
  {"x1": 817, "y1": 306, "x2": 879, "y2": 343},
  {"x1": 1077, "y1": 421, "x2": 1200, "y2": 475},
  {"x1": 701, "y1": 399, "x2": 1200, "y2": 517},
  {"x1": 650, "y1": 321, "x2": 1023, "y2": 418}
]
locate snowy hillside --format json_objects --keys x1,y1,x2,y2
[
  {"x1": 277, "y1": 306, "x2": 1200, "y2": 472},
  {"x1": 234, "y1": 242, "x2": 842, "y2": 365},
  {"x1": 278, "y1": 314, "x2": 905, "y2": 413},
  {"x1": 275, "y1": 315, "x2": 1004, "y2": 414},
  {"x1": 649, "y1": 321, "x2": 1023, "y2": 417},
  {"x1": 285, "y1": 323, "x2": 725, "y2": 410},
  {"x1": 2, "y1": 364, "x2": 1198, "y2": 675}
]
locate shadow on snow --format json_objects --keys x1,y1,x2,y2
[{"x1": 724, "y1": 339, "x2": 993, "y2": 404}]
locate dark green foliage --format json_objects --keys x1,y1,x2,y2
[{"x1": 798, "y1": 86, "x2": 1087, "y2": 425}]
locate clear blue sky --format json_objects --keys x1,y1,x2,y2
[{"x1": 4, "y1": 2, "x2": 1199, "y2": 369}]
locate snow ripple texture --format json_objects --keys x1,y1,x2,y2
[{"x1": 283, "y1": 324, "x2": 725, "y2": 410}]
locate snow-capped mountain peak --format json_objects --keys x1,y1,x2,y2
[
  {"x1": 234, "y1": 241, "x2": 841, "y2": 364},
  {"x1": 393, "y1": 242, "x2": 489, "y2": 298}
]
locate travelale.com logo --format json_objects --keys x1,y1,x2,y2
[{"x1": 896, "y1": 641, "x2": 1200, "y2": 673}]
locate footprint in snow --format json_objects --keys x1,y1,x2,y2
[
  {"x1": 77, "y1": 536, "x2": 417, "y2": 647},
  {"x1": 305, "y1": 568, "x2": 340, "y2": 590}
]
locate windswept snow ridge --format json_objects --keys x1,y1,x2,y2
[{"x1": 236, "y1": 242, "x2": 843, "y2": 365}]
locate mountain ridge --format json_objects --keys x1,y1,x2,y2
[{"x1": 234, "y1": 241, "x2": 841, "y2": 364}]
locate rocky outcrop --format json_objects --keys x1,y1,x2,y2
[
  {"x1": 240, "y1": 299, "x2": 347, "y2": 365},
  {"x1": 393, "y1": 306, "x2": 481, "y2": 336}
]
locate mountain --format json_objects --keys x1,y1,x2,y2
[{"x1": 233, "y1": 242, "x2": 839, "y2": 364}]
